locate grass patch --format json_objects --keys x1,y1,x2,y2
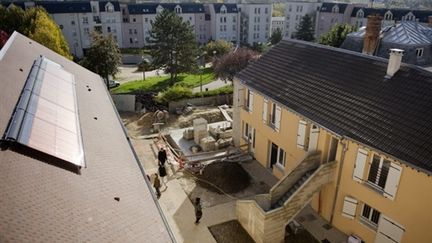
[{"x1": 111, "y1": 67, "x2": 214, "y2": 94}]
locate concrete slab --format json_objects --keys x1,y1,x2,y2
[{"x1": 296, "y1": 205, "x2": 348, "y2": 243}]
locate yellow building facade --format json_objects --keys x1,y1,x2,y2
[{"x1": 233, "y1": 83, "x2": 432, "y2": 243}]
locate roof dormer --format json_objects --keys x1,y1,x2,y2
[
  {"x1": 220, "y1": 5, "x2": 227, "y2": 14},
  {"x1": 156, "y1": 5, "x2": 164, "y2": 14},
  {"x1": 356, "y1": 9, "x2": 364, "y2": 18},
  {"x1": 175, "y1": 5, "x2": 182, "y2": 14},
  {"x1": 105, "y1": 2, "x2": 114, "y2": 13},
  {"x1": 332, "y1": 4, "x2": 339, "y2": 13},
  {"x1": 384, "y1": 11, "x2": 393, "y2": 20},
  {"x1": 404, "y1": 12, "x2": 416, "y2": 21}
]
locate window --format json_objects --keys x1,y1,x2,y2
[
  {"x1": 246, "y1": 90, "x2": 253, "y2": 112},
  {"x1": 84, "y1": 27, "x2": 89, "y2": 34},
  {"x1": 71, "y1": 20, "x2": 75, "y2": 25},
  {"x1": 107, "y1": 26, "x2": 111, "y2": 33},
  {"x1": 175, "y1": 6, "x2": 182, "y2": 14},
  {"x1": 233, "y1": 25, "x2": 236, "y2": 31},
  {"x1": 145, "y1": 18, "x2": 148, "y2": 23},
  {"x1": 265, "y1": 7, "x2": 268, "y2": 14},
  {"x1": 243, "y1": 122, "x2": 249, "y2": 139},
  {"x1": 129, "y1": 38, "x2": 133, "y2": 44},
  {"x1": 357, "y1": 10, "x2": 364, "y2": 18},
  {"x1": 224, "y1": 25, "x2": 227, "y2": 31},
  {"x1": 288, "y1": 5, "x2": 292, "y2": 12},
  {"x1": 224, "y1": 17, "x2": 226, "y2": 23},
  {"x1": 220, "y1": 5, "x2": 227, "y2": 14},
  {"x1": 270, "y1": 103, "x2": 281, "y2": 131},
  {"x1": 82, "y1": 17, "x2": 88, "y2": 24},
  {"x1": 416, "y1": 48, "x2": 424, "y2": 57},
  {"x1": 72, "y1": 31, "x2": 77, "y2": 37},
  {"x1": 367, "y1": 154, "x2": 390, "y2": 190},
  {"x1": 361, "y1": 204, "x2": 381, "y2": 227},
  {"x1": 59, "y1": 24, "x2": 64, "y2": 29},
  {"x1": 296, "y1": 6, "x2": 299, "y2": 12},
  {"x1": 233, "y1": 16, "x2": 236, "y2": 22},
  {"x1": 92, "y1": 6, "x2": 97, "y2": 13},
  {"x1": 300, "y1": 6, "x2": 303, "y2": 12},
  {"x1": 133, "y1": 18, "x2": 136, "y2": 22},
  {"x1": 189, "y1": 17, "x2": 192, "y2": 21},
  {"x1": 254, "y1": 8, "x2": 257, "y2": 14},
  {"x1": 220, "y1": 25, "x2": 223, "y2": 31},
  {"x1": 269, "y1": 142, "x2": 285, "y2": 168},
  {"x1": 258, "y1": 8, "x2": 260, "y2": 14},
  {"x1": 295, "y1": 15, "x2": 299, "y2": 20},
  {"x1": 134, "y1": 29, "x2": 137, "y2": 34},
  {"x1": 129, "y1": 29, "x2": 132, "y2": 34},
  {"x1": 220, "y1": 17, "x2": 223, "y2": 23}
]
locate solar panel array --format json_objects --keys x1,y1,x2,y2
[{"x1": 5, "y1": 57, "x2": 85, "y2": 167}]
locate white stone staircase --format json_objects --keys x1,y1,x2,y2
[{"x1": 236, "y1": 152, "x2": 336, "y2": 243}]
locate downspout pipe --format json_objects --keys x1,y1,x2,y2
[{"x1": 329, "y1": 138, "x2": 348, "y2": 224}]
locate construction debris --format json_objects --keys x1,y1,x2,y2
[
  {"x1": 183, "y1": 128, "x2": 194, "y2": 140},
  {"x1": 200, "y1": 136, "x2": 216, "y2": 152},
  {"x1": 193, "y1": 118, "x2": 208, "y2": 144}
]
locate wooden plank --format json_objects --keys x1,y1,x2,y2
[{"x1": 218, "y1": 105, "x2": 233, "y2": 122}]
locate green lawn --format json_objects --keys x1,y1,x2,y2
[{"x1": 111, "y1": 67, "x2": 215, "y2": 94}]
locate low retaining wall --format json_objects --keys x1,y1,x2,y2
[
  {"x1": 111, "y1": 94, "x2": 136, "y2": 112},
  {"x1": 168, "y1": 94, "x2": 233, "y2": 113}
]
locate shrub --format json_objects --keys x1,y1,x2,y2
[{"x1": 156, "y1": 85, "x2": 193, "y2": 103}]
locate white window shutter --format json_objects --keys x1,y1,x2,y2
[
  {"x1": 249, "y1": 91, "x2": 254, "y2": 112},
  {"x1": 383, "y1": 163, "x2": 402, "y2": 201},
  {"x1": 375, "y1": 215, "x2": 405, "y2": 243},
  {"x1": 238, "y1": 88, "x2": 245, "y2": 107},
  {"x1": 353, "y1": 148, "x2": 368, "y2": 183},
  {"x1": 275, "y1": 105, "x2": 281, "y2": 132},
  {"x1": 296, "y1": 120, "x2": 307, "y2": 149},
  {"x1": 262, "y1": 98, "x2": 268, "y2": 123},
  {"x1": 341, "y1": 196, "x2": 357, "y2": 219},
  {"x1": 308, "y1": 125, "x2": 320, "y2": 152}
]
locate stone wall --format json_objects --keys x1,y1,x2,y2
[{"x1": 111, "y1": 94, "x2": 136, "y2": 112}]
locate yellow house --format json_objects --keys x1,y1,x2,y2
[{"x1": 233, "y1": 40, "x2": 432, "y2": 243}]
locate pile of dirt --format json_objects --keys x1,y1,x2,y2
[
  {"x1": 177, "y1": 108, "x2": 227, "y2": 128},
  {"x1": 196, "y1": 162, "x2": 250, "y2": 194},
  {"x1": 209, "y1": 220, "x2": 255, "y2": 243}
]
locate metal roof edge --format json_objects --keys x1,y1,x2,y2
[{"x1": 0, "y1": 31, "x2": 18, "y2": 61}]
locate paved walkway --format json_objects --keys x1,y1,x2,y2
[
  {"x1": 132, "y1": 138, "x2": 236, "y2": 243},
  {"x1": 116, "y1": 65, "x2": 166, "y2": 83}
]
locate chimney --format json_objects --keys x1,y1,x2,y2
[
  {"x1": 428, "y1": 16, "x2": 432, "y2": 27},
  {"x1": 362, "y1": 14, "x2": 382, "y2": 55},
  {"x1": 386, "y1": 49, "x2": 404, "y2": 78}
]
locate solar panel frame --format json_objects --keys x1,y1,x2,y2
[{"x1": 3, "y1": 56, "x2": 85, "y2": 168}]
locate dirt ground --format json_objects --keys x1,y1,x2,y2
[
  {"x1": 196, "y1": 162, "x2": 250, "y2": 194},
  {"x1": 209, "y1": 220, "x2": 255, "y2": 243}
]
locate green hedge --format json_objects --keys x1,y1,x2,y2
[{"x1": 156, "y1": 85, "x2": 233, "y2": 104}]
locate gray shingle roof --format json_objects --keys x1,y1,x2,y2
[
  {"x1": 352, "y1": 7, "x2": 432, "y2": 23},
  {"x1": 0, "y1": 32, "x2": 174, "y2": 242},
  {"x1": 320, "y1": 2, "x2": 348, "y2": 14},
  {"x1": 236, "y1": 39, "x2": 432, "y2": 173}
]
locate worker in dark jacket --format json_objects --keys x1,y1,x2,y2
[{"x1": 158, "y1": 148, "x2": 167, "y2": 166}]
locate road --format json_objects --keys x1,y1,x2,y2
[{"x1": 116, "y1": 64, "x2": 166, "y2": 83}]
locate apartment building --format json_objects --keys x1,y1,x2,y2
[
  {"x1": 351, "y1": 7, "x2": 432, "y2": 29},
  {"x1": 271, "y1": 16, "x2": 285, "y2": 34},
  {"x1": 233, "y1": 39, "x2": 432, "y2": 243},
  {"x1": 342, "y1": 15, "x2": 432, "y2": 66},
  {"x1": 238, "y1": 3, "x2": 272, "y2": 45},
  {"x1": 315, "y1": 2, "x2": 364, "y2": 38},
  {"x1": 207, "y1": 3, "x2": 240, "y2": 44},
  {"x1": 0, "y1": 1, "x2": 123, "y2": 58},
  {"x1": 284, "y1": 1, "x2": 321, "y2": 38}
]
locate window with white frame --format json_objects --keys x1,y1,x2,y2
[
  {"x1": 332, "y1": 5, "x2": 339, "y2": 13},
  {"x1": 367, "y1": 154, "x2": 391, "y2": 190},
  {"x1": 361, "y1": 203, "x2": 381, "y2": 228},
  {"x1": 106, "y1": 3, "x2": 114, "y2": 13},
  {"x1": 277, "y1": 147, "x2": 285, "y2": 166},
  {"x1": 243, "y1": 121, "x2": 249, "y2": 139},
  {"x1": 246, "y1": 90, "x2": 253, "y2": 112},
  {"x1": 384, "y1": 11, "x2": 393, "y2": 20},
  {"x1": 270, "y1": 142, "x2": 285, "y2": 168},
  {"x1": 84, "y1": 27, "x2": 89, "y2": 34},
  {"x1": 82, "y1": 17, "x2": 88, "y2": 24},
  {"x1": 357, "y1": 10, "x2": 364, "y2": 18},
  {"x1": 175, "y1": 6, "x2": 182, "y2": 14},
  {"x1": 416, "y1": 48, "x2": 424, "y2": 57}
]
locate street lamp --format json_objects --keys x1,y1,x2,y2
[{"x1": 141, "y1": 55, "x2": 145, "y2": 81}]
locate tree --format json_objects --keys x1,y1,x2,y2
[
  {"x1": 137, "y1": 59, "x2": 152, "y2": 80},
  {"x1": 213, "y1": 48, "x2": 259, "y2": 81},
  {"x1": 294, "y1": 14, "x2": 315, "y2": 42},
  {"x1": 81, "y1": 32, "x2": 122, "y2": 90},
  {"x1": 319, "y1": 24, "x2": 356, "y2": 48},
  {"x1": 0, "y1": 5, "x2": 72, "y2": 59},
  {"x1": 204, "y1": 40, "x2": 232, "y2": 58},
  {"x1": 148, "y1": 9, "x2": 199, "y2": 85},
  {"x1": 269, "y1": 28, "x2": 283, "y2": 45}
]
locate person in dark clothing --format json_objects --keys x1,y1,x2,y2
[
  {"x1": 158, "y1": 148, "x2": 167, "y2": 166},
  {"x1": 194, "y1": 197, "x2": 202, "y2": 224},
  {"x1": 153, "y1": 173, "x2": 161, "y2": 198},
  {"x1": 158, "y1": 163, "x2": 167, "y2": 187}
]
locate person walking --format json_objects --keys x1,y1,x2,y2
[
  {"x1": 194, "y1": 197, "x2": 202, "y2": 224},
  {"x1": 158, "y1": 148, "x2": 167, "y2": 166},
  {"x1": 158, "y1": 162, "x2": 167, "y2": 187},
  {"x1": 153, "y1": 173, "x2": 161, "y2": 198}
]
